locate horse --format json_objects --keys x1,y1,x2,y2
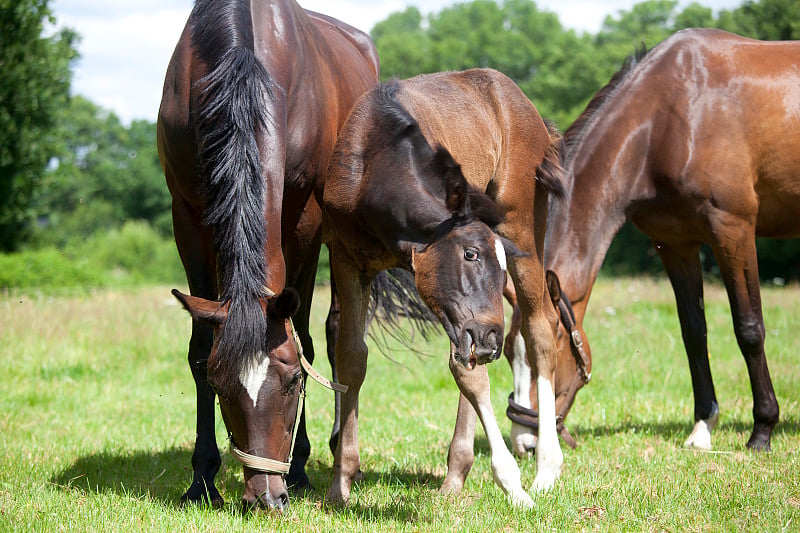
[
  {"x1": 157, "y1": 0, "x2": 378, "y2": 511},
  {"x1": 322, "y1": 68, "x2": 566, "y2": 508},
  {"x1": 542, "y1": 28, "x2": 800, "y2": 452}
]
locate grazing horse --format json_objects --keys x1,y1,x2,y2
[
  {"x1": 543, "y1": 28, "x2": 800, "y2": 452},
  {"x1": 157, "y1": 0, "x2": 378, "y2": 510},
  {"x1": 323, "y1": 68, "x2": 566, "y2": 507}
]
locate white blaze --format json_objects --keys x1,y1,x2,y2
[
  {"x1": 239, "y1": 351, "x2": 270, "y2": 408},
  {"x1": 494, "y1": 238, "x2": 507, "y2": 271}
]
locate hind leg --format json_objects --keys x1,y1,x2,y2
[
  {"x1": 710, "y1": 223, "x2": 778, "y2": 450},
  {"x1": 172, "y1": 197, "x2": 223, "y2": 507},
  {"x1": 655, "y1": 242, "x2": 719, "y2": 449},
  {"x1": 325, "y1": 270, "x2": 342, "y2": 456}
]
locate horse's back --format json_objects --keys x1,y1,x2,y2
[
  {"x1": 633, "y1": 29, "x2": 800, "y2": 237},
  {"x1": 394, "y1": 69, "x2": 549, "y2": 191}
]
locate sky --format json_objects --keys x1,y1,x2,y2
[{"x1": 50, "y1": 0, "x2": 744, "y2": 124}]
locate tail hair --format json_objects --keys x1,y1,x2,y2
[
  {"x1": 191, "y1": 0, "x2": 275, "y2": 362},
  {"x1": 367, "y1": 269, "x2": 439, "y2": 355}
]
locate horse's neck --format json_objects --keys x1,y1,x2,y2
[{"x1": 545, "y1": 122, "x2": 644, "y2": 312}]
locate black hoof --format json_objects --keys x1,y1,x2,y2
[
  {"x1": 287, "y1": 472, "x2": 313, "y2": 494},
  {"x1": 746, "y1": 432, "x2": 772, "y2": 452},
  {"x1": 180, "y1": 484, "x2": 224, "y2": 509}
]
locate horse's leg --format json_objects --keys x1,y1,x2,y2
[
  {"x1": 449, "y1": 360, "x2": 533, "y2": 508},
  {"x1": 171, "y1": 197, "x2": 223, "y2": 507},
  {"x1": 710, "y1": 224, "x2": 779, "y2": 450},
  {"x1": 326, "y1": 245, "x2": 371, "y2": 504},
  {"x1": 283, "y1": 197, "x2": 325, "y2": 490},
  {"x1": 654, "y1": 242, "x2": 719, "y2": 450},
  {"x1": 502, "y1": 279, "x2": 536, "y2": 456},
  {"x1": 440, "y1": 392, "x2": 477, "y2": 495},
  {"x1": 325, "y1": 269, "x2": 342, "y2": 456}
]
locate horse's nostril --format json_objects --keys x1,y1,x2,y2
[{"x1": 275, "y1": 490, "x2": 289, "y2": 510}]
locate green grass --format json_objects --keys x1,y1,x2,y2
[{"x1": 1, "y1": 278, "x2": 798, "y2": 532}]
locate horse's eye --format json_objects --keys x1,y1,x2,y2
[{"x1": 464, "y1": 248, "x2": 480, "y2": 262}]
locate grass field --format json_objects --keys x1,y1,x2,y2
[{"x1": 1, "y1": 278, "x2": 798, "y2": 532}]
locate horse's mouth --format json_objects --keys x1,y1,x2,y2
[{"x1": 467, "y1": 341, "x2": 477, "y2": 370}]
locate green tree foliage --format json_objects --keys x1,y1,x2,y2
[
  {"x1": 32, "y1": 96, "x2": 172, "y2": 247},
  {"x1": 717, "y1": 0, "x2": 800, "y2": 40},
  {"x1": 0, "y1": 0, "x2": 78, "y2": 251}
]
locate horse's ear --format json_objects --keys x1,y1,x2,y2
[
  {"x1": 433, "y1": 146, "x2": 470, "y2": 218},
  {"x1": 267, "y1": 287, "x2": 300, "y2": 321},
  {"x1": 172, "y1": 289, "x2": 228, "y2": 324},
  {"x1": 545, "y1": 270, "x2": 562, "y2": 308}
]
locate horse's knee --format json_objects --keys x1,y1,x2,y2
[{"x1": 735, "y1": 317, "x2": 765, "y2": 356}]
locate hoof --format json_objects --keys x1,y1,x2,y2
[
  {"x1": 508, "y1": 488, "x2": 534, "y2": 509},
  {"x1": 746, "y1": 431, "x2": 772, "y2": 452},
  {"x1": 180, "y1": 486, "x2": 224, "y2": 510},
  {"x1": 287, "y1": 471, "x2": 313, "y2": 493}
]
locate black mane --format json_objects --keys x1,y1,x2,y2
[{"x1": 191, "y1": 0, "x2": 276, "y2": 372}]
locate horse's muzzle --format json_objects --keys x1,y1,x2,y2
[
  {"x1": 242, "y1": 475, "x2": 289, "y2": 513},
  {"x1": 454, "y1": 321, "x2": 502, "y2": 369}
]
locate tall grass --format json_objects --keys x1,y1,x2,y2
[{"x1": 1, "y1": 279, "x2": 798, "y2": 531}]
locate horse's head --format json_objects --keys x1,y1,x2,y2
[
  {"x1": 411, "y1": 148, "x2": 527, "y2": 370},
  {"x1": 172, "y1": 288, "x2": 301, "y2": 511}
]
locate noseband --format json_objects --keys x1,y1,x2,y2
[
  {"x1": 506, "y1": 292, "x2": 591, "y2": 449},
  {"x1": 228, "y1": 289, "x2": 348, "y2": 475}
]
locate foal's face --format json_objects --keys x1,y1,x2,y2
[{"x1": 414, "y1": 221, "x2": 514, "y2": 369}]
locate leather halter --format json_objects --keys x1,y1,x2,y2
[
  {"x1": 228, "y1": 288, "x2": 347, "y2": 475},
  {"x1": 505, "y1": 293, "x2": 591, "y2": 449}
]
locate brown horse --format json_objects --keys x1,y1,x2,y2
[
  {"x1": 322, "y1": 68, "x2": 566, "y2": 507},
  {"x1": 542, "y1": 28, "x2": 800, "y2": 452},
  {"x1": 157, "y1": 0, "x2": 378, "y2": 510}
]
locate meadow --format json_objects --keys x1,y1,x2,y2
[{"x1": 1, "y1": 277, "x2": 798, "y2": 532}]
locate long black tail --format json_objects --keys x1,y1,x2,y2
[
  {"x1": 368, "y1": 269, "x2": 439, "y2": 354},
  {"x1": 191, "y1": 0, "x2": 275, "y2": 361}
]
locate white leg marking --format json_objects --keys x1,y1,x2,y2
[
  {"x1": 474, "y1": 399, "x2": 533, "y2": 509},
  {"x1": 510, "y1": 332, "x2": 536, "y2": 456},
  {"x1": 494, "y1": 238, "x2": 507, "y2": 271},
  {"x1": 533, "y1": 376, "x2": 563, "y2": 492},
  {"x1": 239, "y1": 351, "x2": 269, "y2": 408},
  {"x1": 684, "y1": 410, "x2": 719, "y2": 450}
]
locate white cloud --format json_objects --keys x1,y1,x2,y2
[{"x1": 51, "y1": 0, "x2": 743, "y2": 124}]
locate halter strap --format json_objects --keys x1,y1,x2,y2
[
  {"x1": 228, "y1": 286, "x2": 347, "y2": 475},
  {"x1": 505, "y1": 291, "x2": 591, "y2": 449}
]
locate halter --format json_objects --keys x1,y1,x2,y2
[
  {"x1": 505, "y1": 292, "x2": 591, "y2": 449},
  {"x1": 228, "y1": 288, "x2": 347, "y2": 475}
]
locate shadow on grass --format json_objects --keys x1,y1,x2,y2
[
  {"x1": 49, "y1": 440, "x2": 487, "y2": 522},
  {"x1": 565, "y1": 415, "x2": 800, "y2": 448}
]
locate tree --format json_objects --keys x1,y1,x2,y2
[
  {"x1": 717, "y1": 0, "x2": 800, "y2": 40},
  {"x1": 0, "y1": 0, "x2": 78, "y2": 251},
  {"x1": 32, "y1": 96, "x2": 171, "y2": 247}
]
